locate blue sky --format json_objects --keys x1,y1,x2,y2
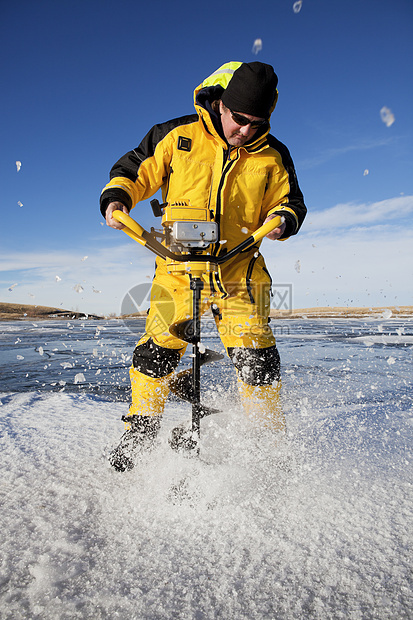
[{"x1": 1, "y1": 0, "x2": 412, "y2": 316}]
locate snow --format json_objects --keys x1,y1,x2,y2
[
  {"x1": 380, "y1": 106, "x2": 395, "y2": 128},
  {"x1": 293, "y1": 1, "x2": 303, "y2": 14},
  {"x1": 252, "y1": 39, "x2": 262, "y2": 55},
  {"x1": 0, "y1": 317, "x2": 412, "y2": 618}
]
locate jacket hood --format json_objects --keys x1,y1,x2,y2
[{"x1": 193, "y1": 61, "x2": 278, "y2": 149}]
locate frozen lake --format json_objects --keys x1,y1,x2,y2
[{"x1": 0, "y1": 315, "x2": 412, "y2": 618}]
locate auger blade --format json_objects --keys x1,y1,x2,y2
[
  {"x1": 169, "y1": 348, "x2": 225, "y2": 402},
  {"x1": 169, "y1": 321, "x2": 224, "y2": 359},
  {"x1": 169, "y1": 319, "x2": 196, "y2": 344},
  {"x1": 200, "y1": 349, "x2": 225, "y2": 364},
  {"x1": 199, "y1": 404, "x2": 221, "y2": 419},
  {"x1": 169, "y1": 374, "x2": 222, "y2": 411},
  {"x1": 169, "y1": 369, "x2": 193, "y2": 401},
  {"x1": 169, "y1": 403, "x2": 220, "y2": 454}
]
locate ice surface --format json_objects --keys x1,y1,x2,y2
[{"x1": 0, "y1": 317, "x2": 412, "y2": 618}]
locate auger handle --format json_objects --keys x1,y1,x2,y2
[
  {"x1": 215, "y1": 215, "x2": 283, "y2": 264},
  {"x1": 112, "y1": 210, "x2": 147, "y2": 248},
  {"x1": 112, "y1": 210, "x2": 283, "y2": 263},
  {"x1": 112, "y1": 210, "x2": 177, "y2": 260},
  {"x1": 249, "y1": 215, "x2": 283, "y2": 244}
]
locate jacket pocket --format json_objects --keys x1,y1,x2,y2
[{"x1": 245, "y1": 254, "x2": 272, "y2": 314}]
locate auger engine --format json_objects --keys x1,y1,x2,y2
[{"x1": 150, "y1": 199, "x2": 218, "y2": 254}]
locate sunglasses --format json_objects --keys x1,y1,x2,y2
[{"x1": 229, "y1": 110, "x2": 268, "y2": 128}]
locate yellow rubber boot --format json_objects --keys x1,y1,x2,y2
[
  {"x1": 108, "y1": 367, "x2": 171, "y2": 472},
  {"x1": 126, "y1": 366, "x2": 172, "y2": 424},
  {"x1": 237, "y1": 380, "x2": 285, "y2": 434}
]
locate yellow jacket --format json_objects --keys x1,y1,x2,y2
[{"x1": 100, "y1": 62, "x2": 306, "y2": 296}]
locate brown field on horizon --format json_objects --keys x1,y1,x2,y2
[
  {"x1": 269, "y1": 305, "x2": 413, "y2": 319},
  {"x1": 0, "y1": 302, "x2": 101, "y2": 321}
]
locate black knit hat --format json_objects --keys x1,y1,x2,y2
[{"x1": 221, "y1": 62, "x2": 278, "y2": 119}]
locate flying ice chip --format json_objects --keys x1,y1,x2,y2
[{"x1": 252, "y1": 38, "x2": 262, "y2": 54}]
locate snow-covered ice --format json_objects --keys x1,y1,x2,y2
[{"x1": 0, "y1": 317, "x2": 412, "y2": 618}]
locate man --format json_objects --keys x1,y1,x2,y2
[{"x1": 100, "y1": 61, "x2": 307, "y2": 471}]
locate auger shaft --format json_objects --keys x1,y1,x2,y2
[{"x1": 190, "y1": 276, "x2": 204, "y2": 436}]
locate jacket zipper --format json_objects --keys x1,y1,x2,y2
[
  {"x1": 164, "y1": 165, "x2": 173, "y2": 202},
  {"x1": 211, "y1": 148, "x2": 237, "y2": 297},
  {"x1": 212, "y1": 148, "x2": 235, "y2": 256}
]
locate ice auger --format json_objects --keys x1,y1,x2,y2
[{"x1": 113, "y1": 201, "x2": 282, "y2": 453}]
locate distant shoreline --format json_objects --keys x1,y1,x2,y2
[
  {"x1": 0, "y1": 302, "x2": 102, "y2": 321},
  {"x1": 269, "y1": 305, "x2": 413, "y2": 319},
  {"x1": 1, "y1": 301, "x2": 412, "y2": 322}
]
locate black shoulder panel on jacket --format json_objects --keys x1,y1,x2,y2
[
  {"x1": 266, "y1": 134, "x2": 298, "y2": 181},
  {"x1": 109, "y1": 114, "x2": 199, "y2": 182},
  {"x1": 266, "y1": 134, "x2": 307, "y2": 236}
]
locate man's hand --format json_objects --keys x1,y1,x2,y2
[
  {"x1": 105, "y1": 202, "x2": 129, "y2": 230},
  {"x1": 264, "y1": 214, "x2": 286, "y2": 240}
]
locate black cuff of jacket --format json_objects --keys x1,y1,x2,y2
[
  {"x1": 272, "y1": 211, "x2": 297, "y2": 239},
  {"x1": 100, "y1": 188, "x2": 132, "y2": 217}
]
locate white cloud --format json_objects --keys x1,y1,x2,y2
[
  {"x1": 304, "y1": 195, "x2": 413, "y2": 232},
  {"x1": 262, "y1": 196, "x2": 413, "y2": 309},
  {"x1": 0, "y1": 243, "x2": 155, "y2": 316}
]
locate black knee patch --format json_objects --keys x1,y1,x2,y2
[
  {"x1": 227, "y1": 346, "x2": 280, "y2": 386},
  {"x1": 133, "y1": 338, "x2": 182, "y2": 378}
]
